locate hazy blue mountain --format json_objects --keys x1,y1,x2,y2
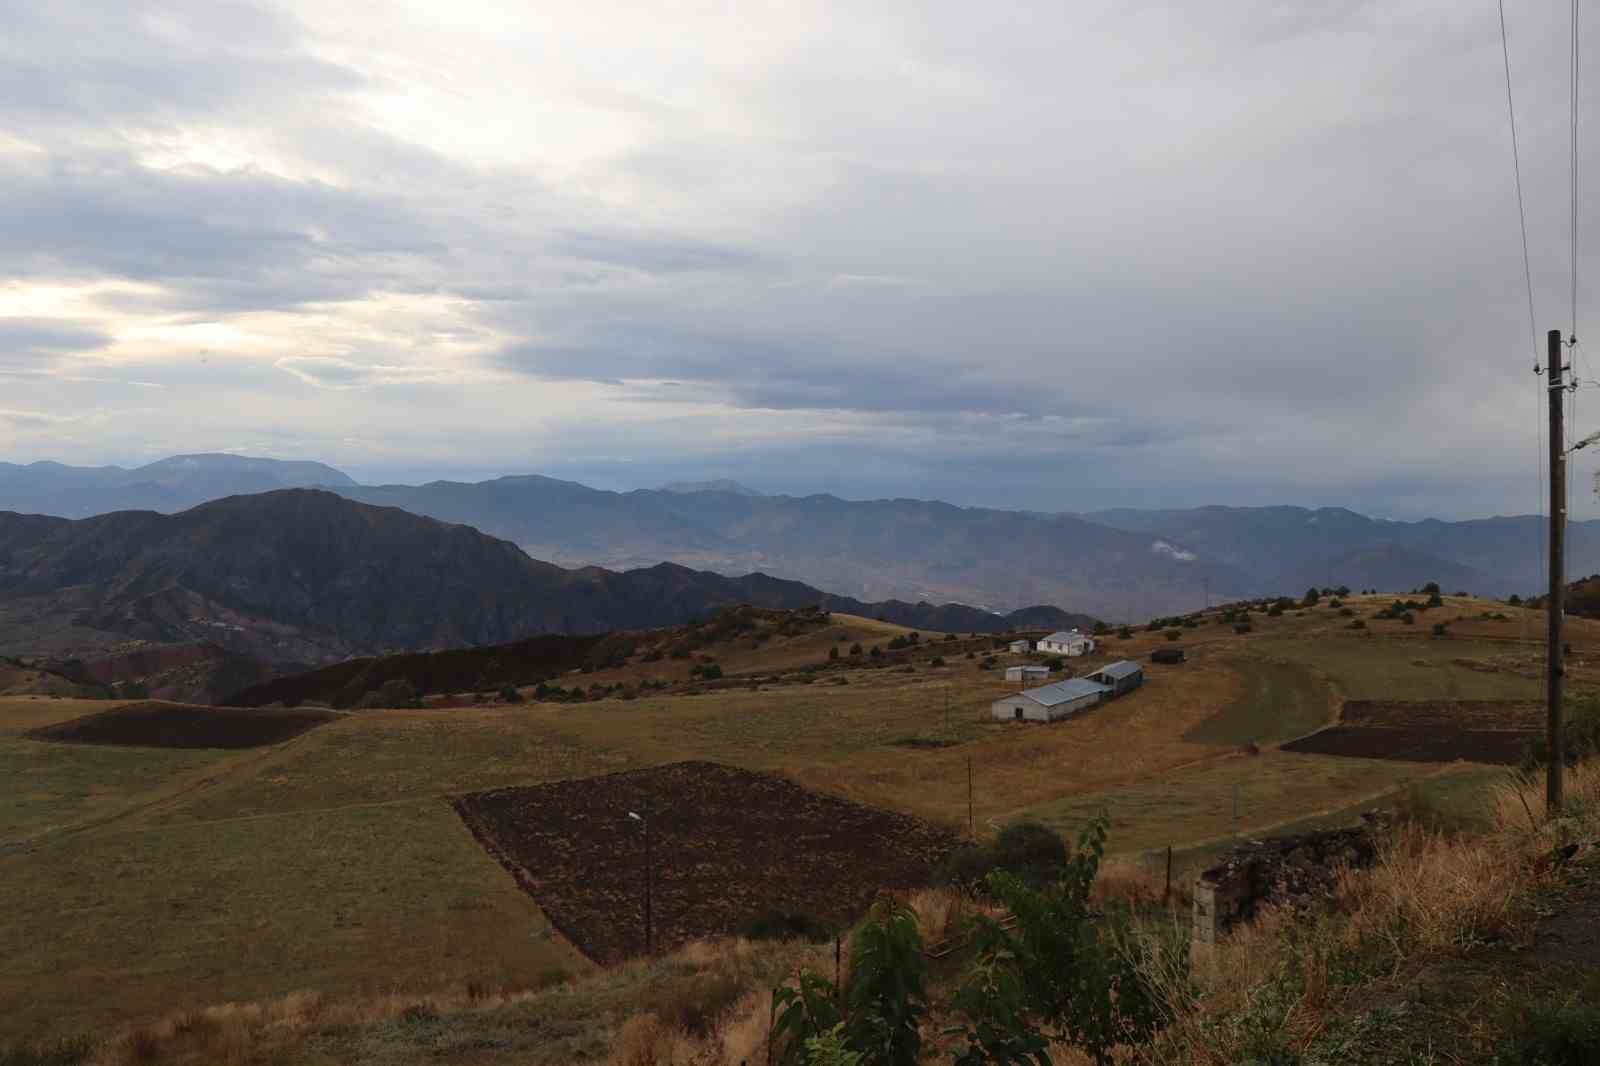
[
  {"x1": 0, "y1": 490, "x2": 1095, "y2": 668},
  {"x1": 1079, "y1": 505, "x2": 1578, "y2": 598},
  {"x1": 0, "y1": 454, "x2": 355, "y2": 518},
  {"x1": 658, "y1": 479, "x2": 764, "y2": 496}
]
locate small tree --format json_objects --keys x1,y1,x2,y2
[
  {"x1": 1117, "y1": 626, "x2": 1132, "y2": 639},
  {"x1": 1509, "y1": 594, "x2": 1524, "y2": 606},
  {"x1": 829, "y1": 645, "x2": 841, "y2": 661},
  {"x1": 499, "y1": 684, "x2": 523, "y2": 704},
  {"x1": 850, "y1": 642, "x2": 864, "y2": 656},
  {"x1": 870, "y1": 645, "x2": 883, "y2": 659},
  {"x1": 1302, "y1": 587, "x2": 1320, "y2": 606}
]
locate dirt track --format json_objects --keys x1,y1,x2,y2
[
  {"x1": 30, "y1": 702, "x2": 338, "y2": 749},
  {"x1": 453, "y1": 761, "x2": 964, "y2": 964}
]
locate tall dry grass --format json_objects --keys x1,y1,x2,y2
[{"x1": 1131, "y1": 764, "x2": 1600, "y2": 1065}]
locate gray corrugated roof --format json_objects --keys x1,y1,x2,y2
[
  {"x1": 1041, "y1": 630, "x2": 1090, "y2": 644},
  {"x1": 1011, "y1": 678, "x2": 1110, "y2": 706},
  {"x1": 1091, "y1": 660, "x2": 1142, "y2": 681}
]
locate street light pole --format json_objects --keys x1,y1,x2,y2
[{"x1": 628, "y1": 810, "x2": 652, "y2": 956}]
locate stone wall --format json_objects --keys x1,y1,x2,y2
[{"x1": 1192, "y1": 820, "x2": 1378, "y2": 943}]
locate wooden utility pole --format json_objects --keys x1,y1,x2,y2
[
  {"x1": 967, "y1": 756, "x2": 974, "y2": 839},
  {"x1": 1548, "y1": 327, "x2": 1567, "y2": 814}
]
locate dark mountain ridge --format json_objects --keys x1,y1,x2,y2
[{"x1": 0, "y1": 490, "x2": 1095, "y2": 672}]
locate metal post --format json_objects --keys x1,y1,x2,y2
[{"x1": 1548, "y1": 328, "x2": 1567, "y2": 813}]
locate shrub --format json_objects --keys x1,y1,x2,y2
[
  {"x1": 1349, "y1": 619, "x2": 1366, "y2": 630},
  {"x1": 945, "y1": 633, "x2": 958, "y2": 641},
  {"x1": 934, "y1": 821, "x2": 1066, "y2": 891},
  {"x1": 1164, "y1": 629, "x2": 1181, "y2": 641},
  {"x1": 1509, "y1": 593, "x2": 1524, "y2": 605},
  {"x1": 828, "y1": 645, "x2": 840, "y2": 661},
  {"x1": 887, "y1": 635, "x2": 911, "y2": 651},
  {"x1": 849, "y1": 642, "x2": 863, "y2": 656},
  {"x1": 869, "y1": 646, "x2": 883, "y2": 659},
  {"x1": 929, "y1": 656, "x2": 945, "y2": 667},
  {"x1": 1302, "y1": 587, "x2": 1320, "y2": 606},
  {"x1": 1118, "y1": 626, "x2": 1132, "y2": 639},
  {"x1": 1401, "y1": 612, "x2": 1414, "y2": 625},
  {"x1": 1234, "y1": 622, "x2": 1252, "y2": 634},
  {"x1": 1431, "y1": 622, "x2": 1449, "y2": 637},
  {"x1": 1266, "y1": 604, "x2": 1283, "y2": 617},
  {"x1": 499, "y1": 684, "x2": 523, "y2": 704},
  {"x1": 1092, "y1": 621, "x2": 1109, "y2": 634},
  {"x1": 1339, "y1": 606, "x2": 1355, "y2": 617},
  {"x1": 741, "y1": 911, "x2": 835, "y2": 943},
  {"x1": 1045, "y1": 657, "x2": 1064, "y2": 672},
  {"x1": 978, "y1": 656, "x2": 997, "y2": 671}
]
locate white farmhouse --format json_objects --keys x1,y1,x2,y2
[
  {"x1": 1007, "y1": 639, "x2": 1031, "y2": 654},
  {"x1": 1037, "y1": 629, "x2": 1096, "y2": 657},
  {"x1": 991, "y1": 678, "x2": 1109, "y2": 722}
]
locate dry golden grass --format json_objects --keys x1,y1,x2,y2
[{"x1": 792, "y1": 656, "x2": 1243, "y2": 828}]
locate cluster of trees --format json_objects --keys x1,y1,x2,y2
[{"x1": 770, "y1": 818, "x2": 1180, "y2": 1066}]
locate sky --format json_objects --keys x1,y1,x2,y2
[{"x1": 1, "y1": 1, "x2": 1598, "y2": 519}]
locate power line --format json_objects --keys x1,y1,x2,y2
[{"x1": 1499, "y1": 0, "x2": 1540, "y2": 368}]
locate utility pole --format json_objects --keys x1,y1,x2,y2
[
  {"x1": 629, "y1": 809, "x2": 653, "y2": 955},
  {"x1": 1547, "y1": 327, "x2": 1567, "y2": 814}
]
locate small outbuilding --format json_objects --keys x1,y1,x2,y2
[
  {"x1": 1037, "y1": 629, "x2": 1096, "y2": 656},
  {"x1": 1151, "y1": 647, "x2": 1186, "y2": 664},
  {"x1": 1004, "y1": 664, "x2": 1051, "y2": 684},
  {"x1": 1085, "y1": 660, "x2": 1144, "y2": 696},
  {"x1": 1008, "y1": 639, "x2": 1032, "y2": 654},
  {"x1": 991, "y1": 678, "x2": 1109, "y2": 722}
]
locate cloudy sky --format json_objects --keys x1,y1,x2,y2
[{"x1": 1, "y1": 1, "x2": 1597, "y2": 518}]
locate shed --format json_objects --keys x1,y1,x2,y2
[
  {"x1": 1008, "y1": 639, "x2": 1032, "y2": 654},
  {"x1": 1004, "y1": 664, "x2": 1051, "y2": 683},
  {"x1": 1037, "y1": 629, "x2": 1096, "y2": 656},
  {"x1": 1151, "y1": 647, "x2": 1186, "y2": 664},
  {"x1": 1085, "y1": 659, "x2": 1144, "y2": 696},
  {"x1": 990, "y1": 678, "x2": 1108, "y2": 722}
]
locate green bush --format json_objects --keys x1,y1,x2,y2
[
  {"x1": 499, "y1": 684, "x2": 523, "y2": 704},
  {"x1": 1498, "y1": 1000, "x2": 1600, "y2": 1065},
  {"x1": 934, "y1": 821, "x2": 1066, "y2": 891},
  {"x1": 828, "y1": 644, "x2": 839, "y2": 660},
  {"x1": 869, "y1": 646, "x2": 883, "y2": 659},
  {"x1": 1117, "y1": 626, "x2": 1132, "y2": 639},
  {"x1": 1524, "y1": 694, "x2": 1600, "y2": 769},
  {"x1": 929, "y1": 656, "x2": 945, "y2": 667},
  {"x1": 850, "y1": 642, "x2": 863, "y2": 656}
]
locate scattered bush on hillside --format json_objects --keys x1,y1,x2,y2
[
  {"x1": 1339, "y1": 607, "x2": 1355, "y2": 617},
  {"x1": 966, "y1": 651, "x2": 976, "y2": 659},
  {"x1": 978, "y1": 656, "x2": 997, "y2": 671},
  {"x1": 1164, "y1": 629, "x2": 1181, "y2": 641},
  {"x1": 869, "y1": 646, "x2": 883, "y2": 659},
  {"x1": 1401, "y1": 613, "x2": 1415, "y2": 625},
  {"x1": 944, "y1": 632, "x2": 958, "y2": 642},
  {"x1": 1431, "y1": 622, "x2": 1449, "y2": 637},
  {"x1": 828, "y1": 645, "x2": 840, "y2": 660},
  {"x1": 355, "y1": 678, "x2": 420, "y2": 710},
  {"x1": 1234, "y1": 623, "x2": 1252, "y2": 634},
  {"x1": 1118, "y1": 626, "x2": 1133, "y2": 639},
  {"x1": 690, "y1": 663, "x2": 723, "y2": 681},
  {"x1": 499, "y1": 684, "x2": 523, "y2": 704},
  {"x1": 1093, "y1": 621, "x2": 1109, "y2": 634},
  {"x1": 929, "y1": 656, "x2": 945, "y2": 667},
  {"x1": 1509, "y1": 593, "x2": 1524, "y2": 605},
  {"x1": 641, "y1": 649, "x2": 662, "y2": 663},
  {"x1": 1266, "y1": 604, "x2": 1283, "y2": 617},
  {"x1": 1349, "y1": 619, "x2": 1366, "y2": 630},
  {"x1": 1045, "y1": 657, "x2": 1064, "y2": 672},
  {"x1": 1302, "y1": 587, "x2": 1320, "y2": 606},
  {"x1": 849, "y1": 642, "x2": 863, "y2": 656}
]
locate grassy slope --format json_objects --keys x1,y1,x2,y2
[{"x1": 1, "y1": 593, "x2": 1578, "y2": 1048}]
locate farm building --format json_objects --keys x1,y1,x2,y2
[
  {"x1": 991, "y1": 678, "x2": 1109, "y2": 722},
  {"x1": 1151, "y1": 647, "x2": 1186, "y2": 664},
  {"x1": 1008, "y1": 639, "x2": 1031, "y2": 654},
  {"x1": 1086, "y1": 660, "x2": 1144, "y2": 696},
  {"x1": 1037, "y1": 629, "x2": 1095, "y2": 656},
  {"x1": 1004, "y1": 664, "x2": 1051, "y2": 684}
]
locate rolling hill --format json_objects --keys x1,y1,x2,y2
[{"x1": 0, "y1": 491, "x2": 1096, "y2": 677}]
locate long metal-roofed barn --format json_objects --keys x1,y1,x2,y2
[
  {"x1": 991, "y1": 678, "x2": 1110, "y2": 722},
  {"x1": 1085, "y1": 659, "x2": 1144, "y2": 696}
]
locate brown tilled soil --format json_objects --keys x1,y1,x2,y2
[
  {"x1": 452, "y1": 761, "x2": 965, "y2": 964},
  {"x1": 29, "y1": 701, "x2": 338, "y2": 749},
  {"x1": 1282, "y1": 700, "x2": 1540, "y2": 764}
]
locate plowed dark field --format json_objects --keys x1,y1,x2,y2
[
  {"x1": 453, "y1": 761, "x2": 964, "y2": 964},
  {"x1": 30, "y1": 701, "x2": 338, "y2": 749},
  {"x1": 1282, "y1": 700, "x2": 1539, "y2": 764}
]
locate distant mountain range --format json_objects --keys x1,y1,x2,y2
[
  {"x1": 0, "y1": 454, "x2": 354, "y2": 518},
  {"x1": 0, "y1": 455, "x2": 1580, "y2": 618},
  {"x1": 0, "y1": 490, "x2": 1094, "y2": 675}
]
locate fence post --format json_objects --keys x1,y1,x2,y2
[{"x1": 1164, "y1": 845, "x2": 1173, "y2": 905}]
